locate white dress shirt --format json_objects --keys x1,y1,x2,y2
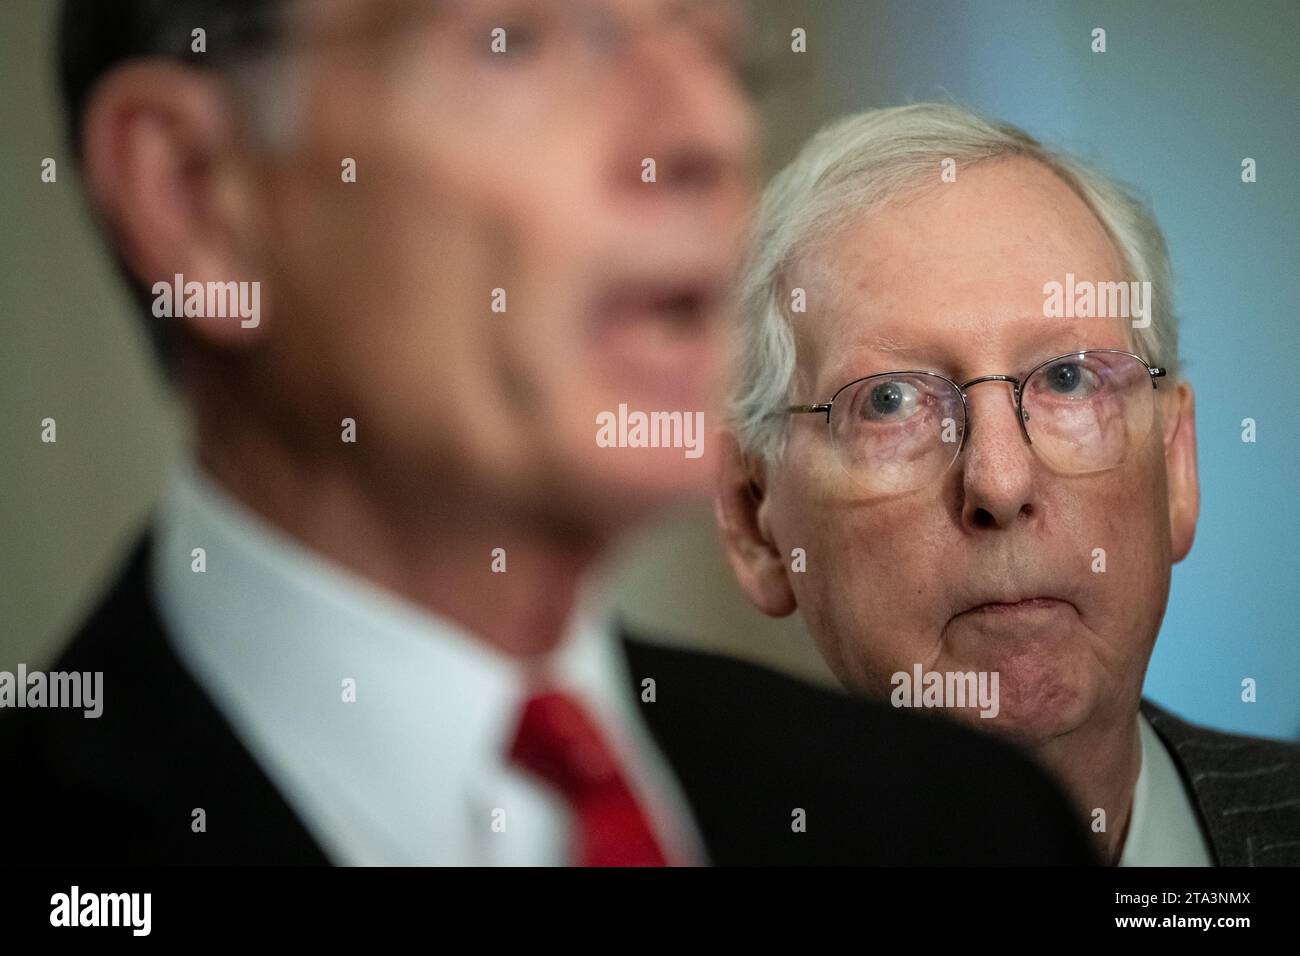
[
  {"x1": 1118, "y1": 711, "x2": 1215, "y2": 866},
  {"x1": 150, "y1": 458, "x2": 705, "y2": 866}
]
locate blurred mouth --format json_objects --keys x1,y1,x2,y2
[{"x1": 587, "y1": 275, "x2": 725, "y2": 393}]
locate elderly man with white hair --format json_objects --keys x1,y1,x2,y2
[{"x1": 715, "y1": 102, "x2": 1300, "y2": 866}]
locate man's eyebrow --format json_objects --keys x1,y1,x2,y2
[
  {"x1": 819, "y1": 320, "x2": 1104, "y2": 390},
  {"x1": 1015, "y1": 326, "x2": 1120, "y2": 365},
  {"x1": 813, "y1": 338, "x2": 933, "y2": 395}
]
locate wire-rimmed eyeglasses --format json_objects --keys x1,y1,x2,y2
[{"x1": 785, "y1": 348, "x2": 1167, "y2": 496}]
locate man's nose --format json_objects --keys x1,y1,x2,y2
[
  {"x1": 619, "y1": 28, "x2": 758, "y2": 201},
  {"x1": 958, "y1": 382, "x2": 1040, "y2": 531}
]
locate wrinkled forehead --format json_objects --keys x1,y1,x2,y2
[{"x1": 787, "y1": 157, "x2": 1135, "y2": 387}]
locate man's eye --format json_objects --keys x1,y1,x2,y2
[
  {"x1": 863, "y1": 381, "x2": 921, "y2": 420},
  {"x1": 1043, "y1": 362, "x2": 1098, "y2": 396}
]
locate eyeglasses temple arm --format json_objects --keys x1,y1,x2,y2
[{"x1": 784, "y1": 402, "x2": 833, "y2": 423}]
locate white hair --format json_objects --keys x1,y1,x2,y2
[{"x1": 731, "y1": 102, "x2": 1180, "y2": 463}]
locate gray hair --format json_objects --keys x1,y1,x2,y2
[{"x1": 730, "y1": 102, "x2": 1179, "y2": 463}]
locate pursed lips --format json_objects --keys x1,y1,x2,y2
[{"x1": 963, "y1": 597, "x2": 1073, "y2": 615}]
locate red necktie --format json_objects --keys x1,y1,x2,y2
[{"x1": 507, "y1": 690, "x2": 669, "y2": 867}]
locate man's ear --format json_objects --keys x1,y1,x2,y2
[
  {"x1": 713, "y1": 429, "x2": 797, "y2": 616},
  {"x1": 80, "y1": 60, "x2": 265, "y2": 350},
  {"x1": 1163, "y1": 380, "x2": 1199, "y2": 563}
]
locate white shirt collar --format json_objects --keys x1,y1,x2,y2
[
  {"x1": 1119, "y1": 711, "x2": 1215, "y2": 866},
  {"x1": 150, "y1": 457, "x2": 704, "y2": 865}
]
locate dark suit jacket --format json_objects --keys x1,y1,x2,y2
[
  {"x1": 1140, "y1": 699, "x2": 1300, "y2": 866},
  {"x1": 0, "y1": 537, "x2": 1096, "y2": 865}
]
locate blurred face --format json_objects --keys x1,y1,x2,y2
[
  {"x1": 733, "y1": 158, "x2": 1197, "y2": 745},
  {"x1": 238, "y1": 0, "x2": 756, "y2": 532}
]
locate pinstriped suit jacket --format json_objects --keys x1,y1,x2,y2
[{"x1": 1141, "y1": 699, "x2": 1300, "y2": 866}]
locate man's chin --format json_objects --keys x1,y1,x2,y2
[
  {"x1": 933, "y1": 637, "x2": 1094, "y2": 742},
  {"x1": 950, "y1": 684, "x2": 1090, "y2": 749},
  {"x1": 879, "y1": 656, "x2": 1090, "y2": 747}
]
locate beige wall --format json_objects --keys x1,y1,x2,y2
[
  {"x1": 1, "y1": 0, "x2": 184, "y2": 671},
  {"x1": 0, "y1": 1, "x2": 845, "y2": 687}
]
